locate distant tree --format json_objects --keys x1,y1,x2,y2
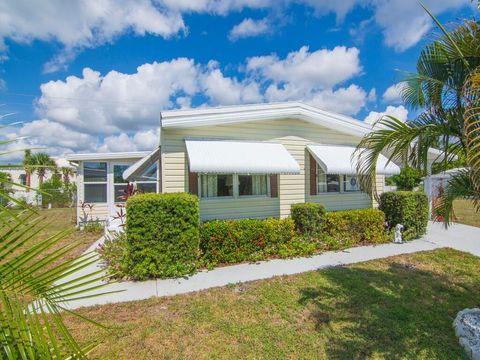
[
  {"x1": 387, "y1": 166, "x2": 424, "y2": 190},
  {"x1": 61, "y1": 166, "x2": 75, "y2": 186},
  {"x1": 30, "y1": 152, "x2": 57, "y2": 187},
  {"x1": 0, "y1": 171, "x2": 11, "y2": 206},
  {"x1": 22, "y1": 149, "x2": 33, "y2": 189}
]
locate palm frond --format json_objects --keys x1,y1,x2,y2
[{"x1": 434, "y1": 170, "x2": 480, "y2": 226}]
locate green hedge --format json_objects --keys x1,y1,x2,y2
[
  {"x1": 291, "y1": 202, "x2": 327, "y2": 236},
  {"x1": 200, "y1": 218, "x2": 297, "y2": 265},
  {"x1": 325, "y1": 208, "x2": 388, "y2": 248},
  {"x1": 379, "y1": 191, "x2": 428, "y2": 240},
  {"x1": 126, "y1": 193, "x2": 199, "y2": 280}
]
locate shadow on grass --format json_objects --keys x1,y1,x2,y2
[{"x1": 299, "y1": 260, "x2": 479, "y2": 359}]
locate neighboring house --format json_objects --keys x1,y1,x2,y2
[
  {"x1": 4, "y1": 158, "x2": 76, "y2": 205},
  {"x1": 67, "y1": 102, "x2": 403, "y2": 224},
  {"x1": 424, "y1": 168, "x2": 466, "y2": 198}
]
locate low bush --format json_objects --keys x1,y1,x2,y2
[
  {"x1": 126, "y1": 193, "x2": 199, "y2": 280},
  {"x1": 200, "y1": 218, "x2": 296, "y2": 265},
  {"x1": 325, "y1": 208, "x2": 389, "y2": 248},
  {"x1": 291, "y1": 202, "x2": 326, "y2": 236},
  {"x1": 83, "y1": 220, "x2": 104, "y2": 234},
  {"x1": 98, "y1": 231, "x2": 129, "y2": 279},
  {"x1": 379, "y1": 191, "x2": 428, "y2": 240}
]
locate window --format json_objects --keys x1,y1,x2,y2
[
  {"x1": 113, "y1": 165, "x2": 130, "y2": 203},
  {"x1": 84, "y1": 162, "x2": 107, "y2": 203},
  {"x1": 19, "y1": 174, "x2": 26, "y2": 186},
  {"x1": 200, "y1": 174, "x2": 233, "y2": 198},
  {"x1": 199, "y1": 174, "x2": 269, "y2": 198},
  {"x1": 344, "y1": 175, "x2": 360, "y2": 192},
  {"x1": 238, "y1": 175, "x2": 268, "y2": 196},
  {"x1": 131, "y1": 162, "x2": 158, "y2": 193},
  {"x1": 317, "y1": 167, "x2": 340, "y2": 193},
  {"x1": 114, "y1": 162, "x2": 158, "y2": 202}
]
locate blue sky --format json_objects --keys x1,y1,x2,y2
[{"x1": 0, "y1": 0, "x2": 474, "y2": 162}]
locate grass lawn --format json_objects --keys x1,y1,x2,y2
[
  {"x1": 65, "y1": 248, "x2": 478, "y2": 359},
  {"x1": 453, "y1": 199, "x2": 480, "y2": 227},
  {"x1": 7, "y1": 207, "x2": 101, "y2": 264}
]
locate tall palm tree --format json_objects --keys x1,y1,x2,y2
[
  {"x1": 30, "y1": 152, "x2": 57, "y2": 188},
  {"x1": 356, "y1": 15, "x2": 480, "y2": 226},
  {"x1": 22, "y1": 149, "x2": 33, "y2": 190}
]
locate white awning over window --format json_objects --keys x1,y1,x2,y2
[
  {"x1": 123, "y1": 147, "x2": 160, "y2": 180},
  {"x1": 185, "y1": 139, "x2": 300, "y2": 174},
  {"x1": 307, "y1": 144, "x2": 400, "y2": 175}
]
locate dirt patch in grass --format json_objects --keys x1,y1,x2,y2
[{"x1": 65, "y1": 248, "x2": 479, "y2": 359}]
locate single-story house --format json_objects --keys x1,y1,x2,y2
[
  {"x1": 4, "y1": 158, "x2": 76, "y2": 205},
  {"x1": 67, "y1": 102, "x2": 403, "y2": 224}
]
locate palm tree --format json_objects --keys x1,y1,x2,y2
[
  {"x1": 61, "y1": 166, "x2": 75, "y2": 186},
  {"x1": 30, "y1": 152, "x2": 57, "y2": 188},
  {"x1": 355, "y1": 14, "x2": 480, "y2": 226},
  {"x1": 22, "y1": 149, "x2": 33, "y2": 190}
]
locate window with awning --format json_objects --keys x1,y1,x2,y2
[
  {"x1": 185, "y1": 139, "x2": 300, "y2": 174},
  {"x1": 185, "y1": 139, "x2": 299, "y2": 199},
  {"x1": 307, "y1": 144, "x2": 400, "y2": 195}
]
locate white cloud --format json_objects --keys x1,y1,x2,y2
[
  {"x1": 306, "y1": 85, "x2": 368, "y2": 116},
  {"x1": 35, "y1": 45, "x2": 367, "y2": 140},
  {"x1": 18, "y1": 119, "x2": 96, "y2": 150},
  {"x1": 382, "y1": 83, "x2": 403, "y2": 103},
  {"x1": 372, "y1": 0, "x2": 469, "y2": 52},
  {"x1": 229, "y1": 18, "x2": 271, "y2": 41},
  {"x1": 0, "y1": 0, "x2": 186, "y2": 70},
  {"x1": 247, "y1": 46, "x2": 367, "y2": 115},
  {"x1": 0, "y1": 0, "x2": 470, "y2": 73},
  {"x1": 97, "y1": 129, "x2": 159, "y2": 153},
  {"x1": 37, "y1": 59, "x2": 200, "y2": 134},
  {"x1": 4, "y1": 43, "x2": 374, "y2": 162},
  {"x1": 202, "y1": 62, "x2": 262, "y2": 105},
  {"x1": 247, "y1": 46, "x2": 362, "y2": 90},
  {"x1": 367, "y1": 88, "x2": 376, "y2": 102},
  {"x1": 364, "y1": 105, "x2": 408, "y2": 125}
]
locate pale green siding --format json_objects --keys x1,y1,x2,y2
[{"x1": 161, "y1": 118, "x2": 382, "y2": 220}]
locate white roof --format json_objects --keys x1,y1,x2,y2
[
  {"x1": 307, "y1": 144, "x2": 400, "y2": 175},
  {"x1": 54, "y1": 157, "x2": 76, "y2": 168},
  {"x1": 185, "y1": 139, "x2": 300, "y2": 174},
  {"x1": 429, "y1": 167, "x2": 466, "y2": 179},
  {"x1": 65, "y1": 151, "x2": 150, "y2": 162},
  {"x1": 162, "y1": 102, "x2": 372, "y2": 138},
  {"x1": 123, "y1": 148, "x2": 161, "y2": 180}
]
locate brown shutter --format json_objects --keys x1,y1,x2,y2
[
  {"x1": 270, "y1": 174, "x2": 278, "y2": 198},
  {"x1": 188, "y1": 172, "x2": 198, "y2": 195},
  {"x1": 309, "y1": 154, "x2": 317, "y2": 196}
]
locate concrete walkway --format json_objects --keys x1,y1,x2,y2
[{"x1": 62, "y1": 221, "x2": 480, "y2": 309}]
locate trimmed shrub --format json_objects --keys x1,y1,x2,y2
[
  {"x1": 379, "y1": 191, "x2": 428, "y2": 240},
  {"x1": 126, "y1": 193, "x2": 199, "y2": 280},
  {"x1": 291, "y1": 202, "x2": 327, "y2": 236},
  {"x1": 200, "y1": 218, "x2": 295, "y2": 265},
  {"x1": 324, "y1": 208, "x2": 388, "y2": 248}
]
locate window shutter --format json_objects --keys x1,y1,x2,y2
[
  {"x1": 309, "y1": 154, "x2": 317, "y2": 196},
  {"x1": 188, "y1": 172, "x2": 198, "y2": 195},
  {"x1": 270, "y1": 174, "x2": 278, "y2": 198}
]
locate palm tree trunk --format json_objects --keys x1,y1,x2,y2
[{"x1": 25, "y1": 170, "x2": 31, "y2": 191}]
